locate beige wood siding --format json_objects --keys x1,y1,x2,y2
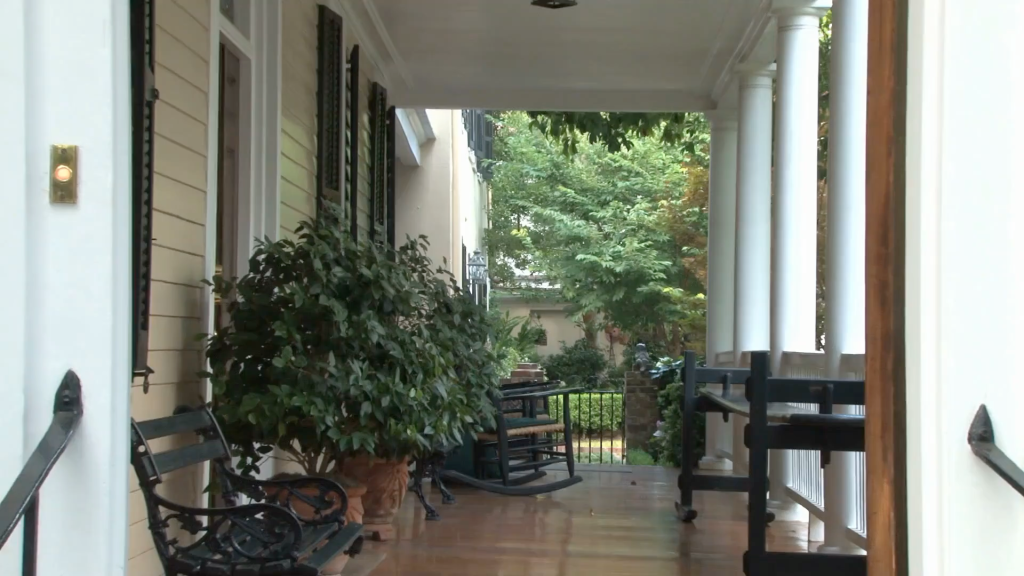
[
  {"x1": 279, "y1": 0, "x2": 384, "y2": 242},
  {"x1": 129, "y1": 1, "x2": 210, "y2": 575},
  {"x1": 280, "y1": 0, "x2": 319, "y2": 238}
]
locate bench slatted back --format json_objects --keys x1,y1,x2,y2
[
  {"x1": 131, "y1": 406, "x2": 230, "y2": 487},
  {"x1": 683, "y1": 351, "x2": 751, "y2": 388},
  {"x1": 743, "y1": 351, "x2": 866, "y2": 405}
]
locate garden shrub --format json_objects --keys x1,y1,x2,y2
[{"x1": 549, "y1": 392, "x2": 623, "y2": 435}]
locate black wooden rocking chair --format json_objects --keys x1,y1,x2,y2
[{"x1": 439, "y1": 381, "x2": 585, "y2": 496}]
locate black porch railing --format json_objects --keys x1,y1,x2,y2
[
  {"x1": 551, "y1": 391, "x2": 626, "y2": 465},
  {"x1": 0, "y1": 371, "x2": 84, "y2": 576}
]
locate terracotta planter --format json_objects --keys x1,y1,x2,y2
[{"x1": 340, "y1": 454, "x2": 409, "y2": 541}]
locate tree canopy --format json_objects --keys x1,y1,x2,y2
[
  {"x1": 487, "y1": 112, "x2": 709, "y2": 357},
  {"x1": 522, "y1": 11, "x2": 835, "y2": 349}
]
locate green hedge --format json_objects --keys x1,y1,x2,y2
[{"x1": 549, "y1": 392, "x2": 623, "y2": 435}]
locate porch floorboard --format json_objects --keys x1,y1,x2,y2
[{"x1": 365, "y1": 465, "x2": 810, "y2": 575}]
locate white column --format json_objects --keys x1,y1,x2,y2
[
  {"x1": 702, "y1": 110, "x2": 738, "y2": 471},
  {"x1": 769, "y1": 1, "x2": 825, "y2": 507},
  {"x1": 0, "y1": 0, "x2": 132, "y2": 574},
  {"x1": 732, "y1": 68, "x2": 775, "y2": 473},
  {"x1": 819, "y1": 0, "x2": 868, "y2": 555}
]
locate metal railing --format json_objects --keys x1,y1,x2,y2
[
  {"x1": 551, "y1": 390, "x2": 626, "y2": 465},
  {"x1": 0, "y1": 371, "x2": 84, "y2": 576},
  {"x1": 968, "y1": 404, "x2": 1024, "y2": 497}
]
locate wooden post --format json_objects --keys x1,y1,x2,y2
[{"x1": 865, "y1": 0, "x2": 909, "y2": 573}]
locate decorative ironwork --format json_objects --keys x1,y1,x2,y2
[
  {"x1": 219, "y1": 469, "x2": 350, "y2": 526},
  {"x1": 968, "y1": 404, "x2": 1024, "y2": 498},
  {"x1": 131, "y1": 407, "x2": 362, "y2": 575}
]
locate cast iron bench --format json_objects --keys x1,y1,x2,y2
[{"x1": 130, "y1": 406, "x2": 363, "y2": 576}]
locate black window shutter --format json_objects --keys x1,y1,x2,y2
[
  {"x1": 385, "y1": 106, "x2": 396, "y2": 249},
  {"x1": 131, "y1": 0, "x2": 157, "y2": 389},
  {"x1": 368, "y1": 82, "x2": 388, "y2": 242},
  {"x1": 347, "y1": 46, "x2": 360, "y2": 241},
  {"x1": 482, "y1": 114, "x2": 494, "y2": 179},
  {"x1": 316, "y1": 5, "x2": 344, "y2": 216}
]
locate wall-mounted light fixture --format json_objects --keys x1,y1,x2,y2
[{"x1": 531, "y1": 0, "x2": 578, "y2": 9}]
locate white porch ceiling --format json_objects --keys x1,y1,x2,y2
[{"x1": 341, "y1": 0, "x2": 773, "y2": 112}]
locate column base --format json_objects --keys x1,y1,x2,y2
[
  {"x1": 766, "y1": 498, "x2": 807, "y2": 522},
  {"x1": 698, "y1": 456, "x2": 733, "y2": 471},
  {"x1": 816, "y1": 543, "x2": 867, "y2": 555}
]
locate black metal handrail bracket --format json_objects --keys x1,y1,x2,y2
[
  {"x1": 968, "y1": 404, "x2": 1024, "y2": 498},
  {"x1": 0, "y1": 370, "x2": 84, "y2": 570}
]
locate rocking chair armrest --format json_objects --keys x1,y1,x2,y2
[
  {"x1": 151, "y1": 494, "x2": 306, "y2": 562},
  {"x1": 220, "y1": 468, "x2": 350, "y2": 525},
  {"x1": 502, "y1": 387, "x2": 586, "y2": 401},
  {"x1": 500, "y1": 380, "x2": 560, "y2": 392},
  {"x1": 500, "y1": 383, "x2": 563, "y2": 397}
]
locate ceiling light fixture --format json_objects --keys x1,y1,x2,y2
[{"x1": 531, "y1": 0, "x2": 578, "y2": 9}]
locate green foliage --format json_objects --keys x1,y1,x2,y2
[
  {"x1": 549, "y1": 392, "x2": 623, "y2": 435},
  {"x1": 488, "y1": 310, "x2": 544, "y2": 377},
  {"x1": 542, "y1": 339, "x2": 609, "y2": 389},
  {"x1": 626, "y1": 448, "x2": 657, "y2": 466},
  {"x1": 528, "y1": 11, "x2": 835, "y2": 350},
  {"x1": 487, "y1": 112, "x2": 708, "y2": 357},
  {"x1": 204, "y1": 205, "x2": 498, "y2": 476},
  {"x1": 646, "y1": 377, "x2": 705, "y2": 468},
  {"x1": 527, "y1": 111, "x2": 710, "y2": 159}
]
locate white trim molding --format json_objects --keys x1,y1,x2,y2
[
  {"x1": 390, "y1": 87, "x2": 715, "y2": 113},
  {"x1": 395, "y1": 108, "x2": 435, "y2": 167}
]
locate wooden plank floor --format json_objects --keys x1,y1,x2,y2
[{"x1": 364, "y1": 465, "x2": 810, "y2": 575}]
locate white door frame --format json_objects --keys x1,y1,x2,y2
[{"x1": 201, "y1": 0, "x2": 282, "y2": 492}]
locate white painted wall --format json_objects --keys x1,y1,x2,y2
[
  {"x1": 905, "y1": 0, "x2": 1024, "y2": 574},
  {"x1": 395, "y1": 109, "x2": 488, "y2": 278},
  {"x1": 0, "y1": 0, "x2": 132, "y2": 574}
]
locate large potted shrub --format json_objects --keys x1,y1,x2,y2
[{"x1": 205, "y1": 205, "x2": 497, "y2": 541}]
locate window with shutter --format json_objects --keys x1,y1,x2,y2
[
  {"x1": 385, "y1": 106, "x2": 396, "y2": 249},
  {"x1": 347, "y1": 46, "x2": 360, "y2": 240},
  {"x1": 316, "y1": 6, "x2": 345, "y2": 215},
  {"x1": 368, "y1": 82, "x2": 388, "y2": 242},
  {"x1": 131, "y1": 0, "x2": 157, "y2": 390}
]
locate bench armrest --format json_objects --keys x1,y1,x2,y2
[
  {"x1": 150, "y1": 492, "x2": 305, "y2": 562},
  {"x1": 220, "y1": 468, "x2": 349, "y2": 525}
]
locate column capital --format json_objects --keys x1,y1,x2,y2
[
  {"x1": 707, "y1": 109, "x2": 738, "y2": 131},
  {"x1": 771, "y1": 0, "x2": 830, "y2": 18},
  {"x1": 735, "y1": 63, "x2": 776, "y2": 89}
]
